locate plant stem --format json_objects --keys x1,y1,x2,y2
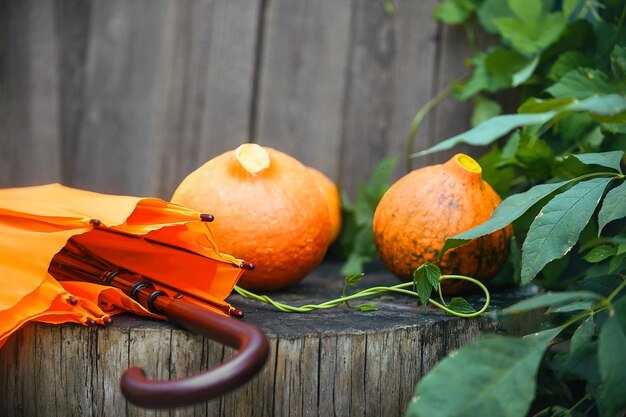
[
  {"x1": 405, "y1": 85, "x2": 453, "y2": 173},
  {"x1": 233, "y1": 274, "x2": 491, "y2": 318},
  {"x1": 606, "y1": 275, "x2": 626, "y2": 303},
  {"x1": 561, "y1": 394, "x2": 592, "y2": 417}
]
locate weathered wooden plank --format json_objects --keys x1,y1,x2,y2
[
  {"x1": 127, "y1": 328, "x2": 173, "y2": 417},
  {"x1": 254, "y1": 0, "x2": 352, "y2": 182},
  {"x1": 149, "y1": 0, "x2": 261, "y2": 199},
  {"x1": 0, "y1": 0, "x2": 62, "y2": 188},
  {"x1": 169, "y1": 331, "x2": 209, "y2": 417},
  {"x1": 339, "y1": 0, "x2": 439, "y2": 196},
  {"x1": 59, "y1": 325, "x2": 97, "y2": 417},
  {"x1": 204, "y1": 341, "x2": 226, "y2": 417},
  {"x1": 220, "y1": 339, "x2": 278, "y2": 417},
  {"x1": 94, "y1": 326, "x2": 130, "y2": 416},
  {"x1": 376, "y1": 330, "x2": 402, "y2": 417},
  {"x1": 273, "y1": 337, "x2": 304, "y2": 416},
  {"x1": 68, "y1": 0, "x2": 168, "y2": 196},
  {"x1": 397, "y1": 327, "x2": 422, "y2": 414},
  {"x1": 53, "y1": 0, "x2": 93, "y2": 185}
]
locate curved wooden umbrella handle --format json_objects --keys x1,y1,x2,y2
[{"x1": 120, "y1": 293, "x2": 269, "y2": 409}]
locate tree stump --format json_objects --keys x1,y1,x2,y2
[{"x1": 0, "y1": 263, "x2": 537, "y2": 417}]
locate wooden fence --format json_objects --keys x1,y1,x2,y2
[{"x1": 1, "y1": 0, "x2": 478, "y2": 199}]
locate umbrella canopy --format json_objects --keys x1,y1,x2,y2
[{"x1": 0, "y1": 183, "x2": 245, "y2": 348}]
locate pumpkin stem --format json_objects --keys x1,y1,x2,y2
[
  {"x1": 454, "y1": 153, "x2": 482, "y2": 174},
  {"x1": 236, "y1": 143, "x2": 270, "y2": 174}
]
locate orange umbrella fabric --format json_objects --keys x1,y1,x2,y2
[{"x1": 0, "y1": 183, "x2": 245, "y2": 348}]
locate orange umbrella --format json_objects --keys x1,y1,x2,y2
[{"x1": 0, "y1": 183, "x2": 269, "y2": 408}]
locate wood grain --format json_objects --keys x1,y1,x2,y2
[
  {"x1": 0, "y1": 0, "x2": 62, "y2": 187},
  {"x1": 149, "y1": 0, "x2": 261, "y2": 199},
  {"x1": 253, "y1": 0, "x2": 352, "y2": 183},
  {"x1": 0, "y1": 0, "x2": 491, "y2": 198},
  {"x1": 0, "y1": 264, "x2": 538, "y2": 417},
  {"x1": 338, "y1": 0, "x2": 439, "y2": 195}
]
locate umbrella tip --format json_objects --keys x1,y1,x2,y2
[
  {"x1": 200, "y1": 213, "x2": 215, "y2": 222},
  {"x1": 66, "y1": 296, "x2": 78, "y2": 306},
  {"x1": 241, "y1": 261, "x2": 255, "y2": 271},
  {"x1": 229, "y1": 307, "x2": 245, "y2": 318},
  {"x1": 89, "y1": 218, "x2": 101, "y2": 227}
]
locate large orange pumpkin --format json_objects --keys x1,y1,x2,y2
[
  {"x1": 171, "y1": 144, "x2": 334, "y2": 291},
  {"x1": 373, "y1": 153, "x2": 511, "y2": 293}
]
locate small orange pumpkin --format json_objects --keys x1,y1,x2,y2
[
  {"x1": 373, "y1": 153, "x2": 511, "y2": 293},
  {"x1": 171, "y1": 144, "x2": 334, "y2": 291}
]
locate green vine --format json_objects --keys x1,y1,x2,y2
[{"x1": 234, "y1": 263, "x2": 491, "y2": 318}]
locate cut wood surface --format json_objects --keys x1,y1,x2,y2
[
  {"x1": 0, "y1": 263, "x2": 538, "y2": 417},
  {"x1": 1, "y1": 0, "x2": 477, "y2": 199}
]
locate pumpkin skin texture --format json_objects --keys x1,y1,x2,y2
[
  {"x1": 373, "y1": 153, "x2": 512, "y2": 293},
  {"x1": 171, "y1": 144, "x2": 333, "y2": 291}
]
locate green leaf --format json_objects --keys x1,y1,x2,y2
[
  {"x1": 413, "y1": 263, "x2": 441, "y2": 306},
  {"x1": 507, "y1": 0, "x2": 541, "y2": 22},
  {"x1": 511, "y1": 55, "x2": 539, "y2": 87},
  {"x1": 609, "y1": 252, "x2": 626, "y2": 274},
  {"x1": 602, "y1": 122, "x2": 626, "y2": 134},
  {"x1": 555, "y1": 113, "x2": 596, "y2": 147},
  {"x1": 572, "y1": 274, "x2": 624, "y2": 298},
  {"x1": 566, "y1": 94, "x2": 626, "y2": 116},
  {"x1": 344, "y1": 272, "x2": 365, "y2": 286},
  {"x1": 441, "y1": 180, "x2": 569, "y2": 254},
  {"x1": 338, "y1": 157, "x2": 396, "y2": 274},
  {"x1": 433, "y1": 0, "x2": 477, "y2": 24},
  {"x1": 547, "y1": 301, "x2": 593, "y2": 313},
  {"x1": 554, "y1": 154, "x2": 590, "y2": 178},
  {"x1": 571, "y1": 316, "x2": 594, "y2": 353},
  {"x1": 471, "y1": 96, "x2": 503, "y2": 127},
  {"x1": 478, "y1": 146, "x2": 515, "y2": 196},
  {"x1": 406, "y1": 328, "x2": 562, "y2": 417},
  {"x1": 598, "y1": 180, "x2": 626, "y2": 234},
  {"x1": 547, "y1": 51, "x2": 592, "y2": 81},
  {"x1": 495, "y1": 12, "x2": 565, "y2": 55},
  {"x1": 485, "y1": 48, "x2": 535, "y2": 86},
  {"x1": 547, "y1": 68, "x2": 617, "y2": 100},
  {"x1": 597, "y1": 297, "x2": 626, "y2": 417},
  {"x1": 554, "y1": 339, "x2": 600, "y2": 385},
  {"x1": 515, "y1": 135, "x2": 555, "y2": 179},
  {"x1": 583, "y1": 245, "x2": 617, "y2": 263},
  {"x1": 611, "y1": 45, "x2": 626, "y2": 80},
  {"x1": 477, "y1": 0, "x2": 515, "y2": 33},
  {"x1": 521, "y1": 178, "x2": 613, "y2": 283},
  {"x1": 517, "y1": 97, "x2": 576, "y2": 113},
  {"x1": 411, "y1": 95, "x2": 626, "y2": 157},
  {"x1": 562, "y1": 0, "x2": 580, "y2": 19},
  {"x1": 448, "y1": 297, "x2": 477, "y2": 314},
  {"x1": 356, "y1": 303, "x2": 379, "y2": 312},
  {"x1": 455, "y1": 51, "x2": 514, "y2": 99},
  {"x1": 502, "y1": 291, "x2": 602, "y2": 314},
  {"x1": 413, "y1": 113, "x2": 555, "y2": 157},
  {"x1": 365, "y1": 157, "x2": 396, "y2": 201},
  {"x1": 340, "y1": 253, "x2": 368, "y2": 276}
]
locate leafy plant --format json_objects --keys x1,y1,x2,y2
[
  {"x1": 331, "y1": 157, "x2": 396, "y2": 276},
  {"x1": 405, "y1": 0, "x2": 626, "y2": 416}
]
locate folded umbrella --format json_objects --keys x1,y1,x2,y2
[{"x1": 0, "y1": 183, "x2": 269, "y2": 408}]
